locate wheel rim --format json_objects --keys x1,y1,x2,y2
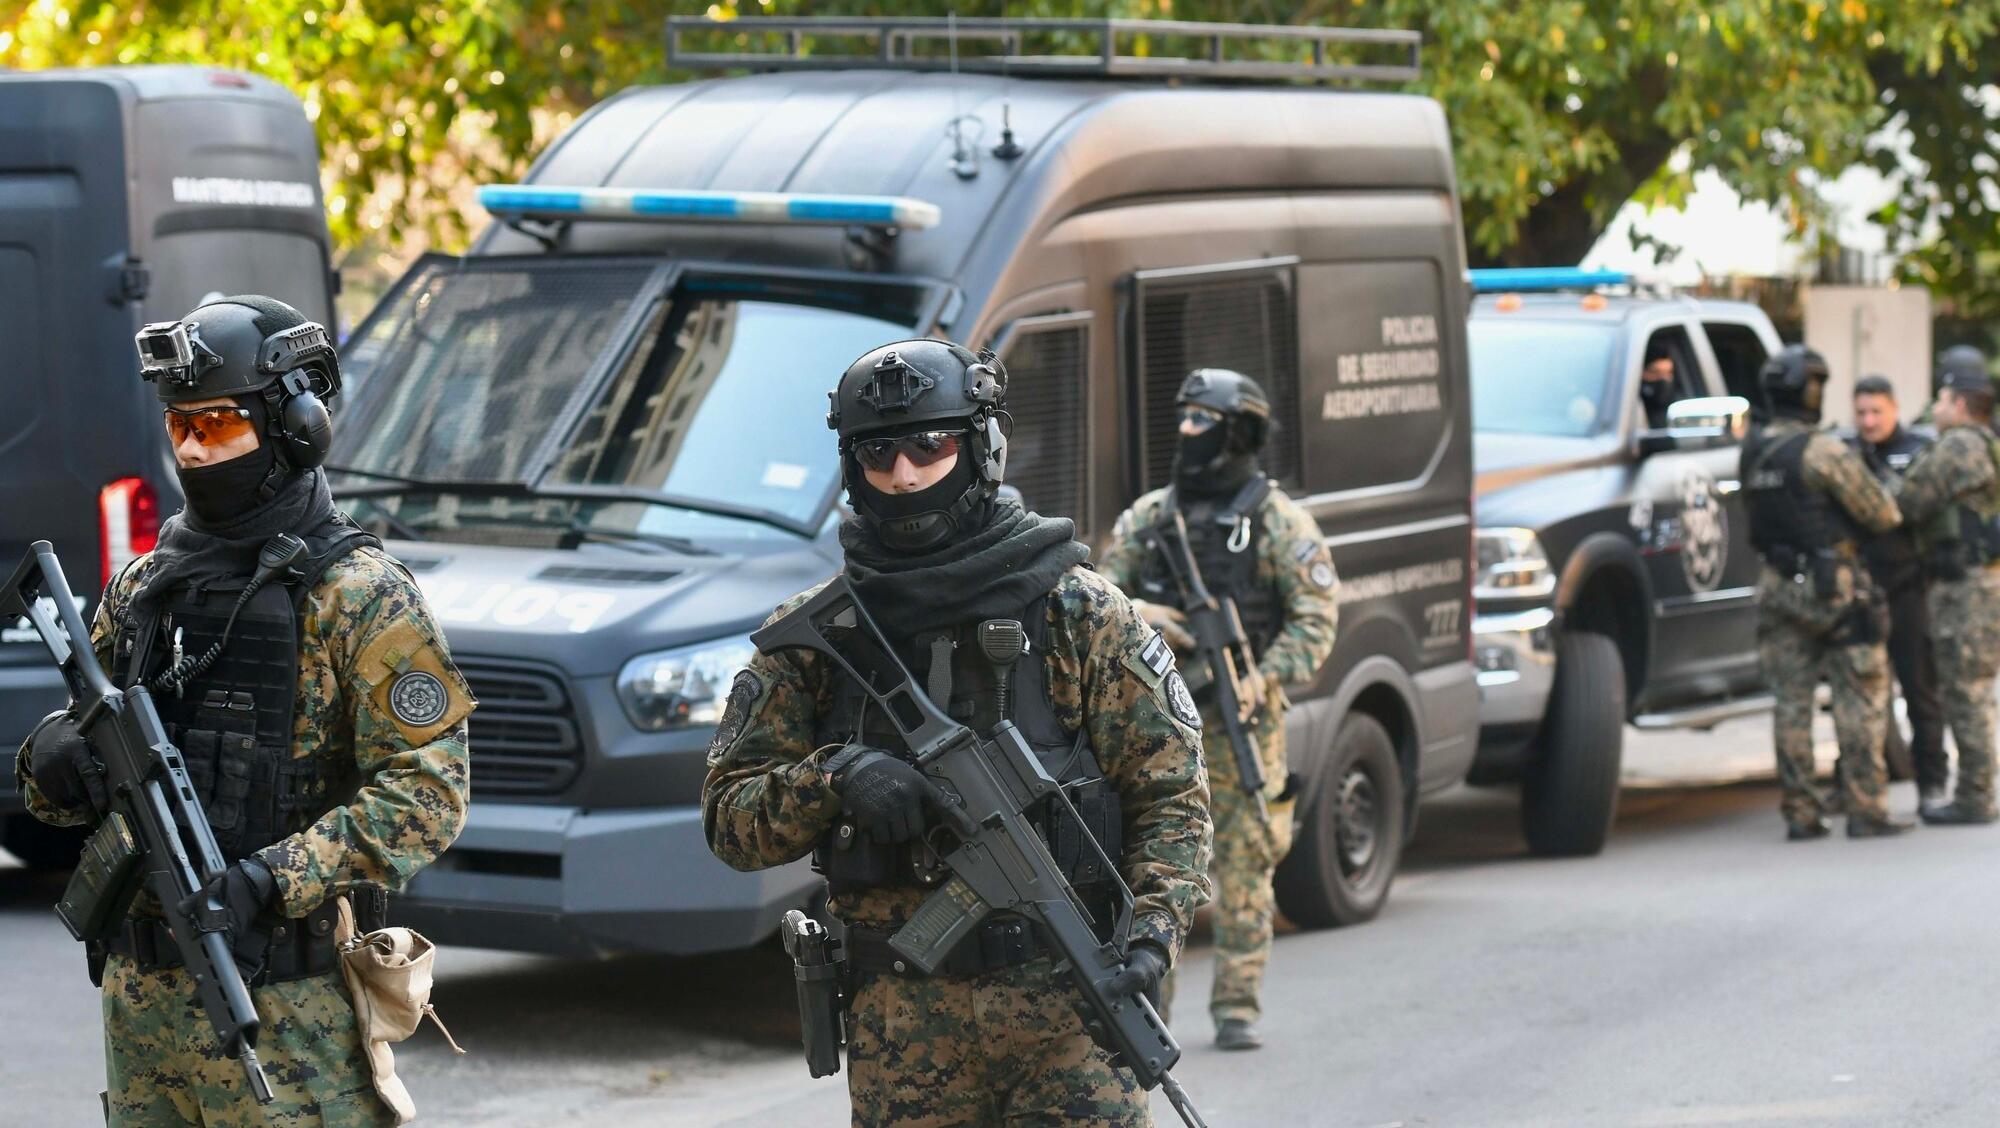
[{"x1": 1335, "y1": 765, "x2": 1380, "y2": 877}]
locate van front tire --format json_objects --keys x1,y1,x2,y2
[
  {"x1": 1520, "y1": 630, "x2": 1625, "y2": 857},
  {"x1": 1273, "y1": 713, "x2": 1405, "y2": 929}
]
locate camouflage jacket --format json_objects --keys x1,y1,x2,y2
[
  {"x1": 14, "y1": 544, "x2": 474, "y2": 919},
  {"x1": 1096, "y1": 484, "x2": 1340, "y2": 690},
  {"x1": 1893, "y1": 423, "x2": 2000, "y2": 556},
  {"x1": 702, "y1": 566, "x2": 1213, "y2": 962},
  {"x1": 1761, "y1": 419, "x2": 1903, "y2": 557}
]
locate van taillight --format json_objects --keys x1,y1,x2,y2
[{"x1": 100, "y1": 478, "x2": 160, "y2": 588}]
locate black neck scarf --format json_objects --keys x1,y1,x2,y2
[
  {"x1": 840, "y1": 499, "x2": 1090, "y2": 639},
  {"x1": 129, "y1": 469, "x2": 339, "y2": 616}
]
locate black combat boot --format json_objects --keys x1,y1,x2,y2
[
  {"x1": 1918, "y1": 783, "x2": 1951, "y2": 821},
  {"x1": 1919, "y1": 797, "x2": 1999, "y2": 826},
  {"x1": 1786, "y1": 818, "x2": 1831, "y2": 841},
  {"x1": 1215, "y1": 1019, "x2": 1262, "y2": 1051},
  {"x1": 1846, "y1": 813, "x2": 1915, "y2": 838}
]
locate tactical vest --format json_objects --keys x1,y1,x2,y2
[
  {"x1": 1135, "y1": 478, "x2": 1283, "y2": 654},
  {"x1": 811, "y1": 594, "x2": 1123, "y2": 922},
  {"x1": 114, "y1": 525, "x2": 378, "y2": 863},
  {"x1": 1916, "y1": 430, "x2": 2000, "y2": 578},
  {"x1": 1742, "y1": 427, "x2": 1859, "y2": 570}
]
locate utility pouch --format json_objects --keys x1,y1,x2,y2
[
  {"x1": 335, "y1": 893, "x2": 464, "y2": 1125},
  {"x1": 1810, "y1": 551, "x2": 1841, "y2": 602},
  {"x1": 779, "y1": 909, "x2": 846, "y2": 1078},
  {"x1": 56, "y1": 812, "x2": 143, "y2": 944}
]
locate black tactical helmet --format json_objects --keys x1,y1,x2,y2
[
  {"x1": 1758, "y1": 344, "x2": 1830, "y2": 420},
  {"x1": 1935, "y1": 345, "x2": 1993, "y2": 400},
  {"x1": 136, "y1": 295, "x2": 341, "y2": 470},
  {"x1": 1176, "y1": 367, "x2": 1271, "y2": 461},
  {"x1": 828, "y1": 338, "x2": 1009, "y2": 550}
]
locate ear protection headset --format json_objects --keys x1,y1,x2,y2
[{"x1": 238, "y1": 301, "x2": 343, "y2": 471}]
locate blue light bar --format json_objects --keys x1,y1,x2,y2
[
  {"x1": 476, "y1": 184, "x2": 942, "y2": 231},
  {"x1": 1468, "y1": 267, "x2": 1631, "y2": 294}
]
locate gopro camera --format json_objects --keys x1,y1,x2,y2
[{"x1": 134, "y1": 321, "x2": 194, "y2": 382}]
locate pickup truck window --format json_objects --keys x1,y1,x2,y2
[{"x1": 1469, "y1": 319, "x2": 1617, "y2": 437}]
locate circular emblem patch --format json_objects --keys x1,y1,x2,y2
[
  {"x1": 1677, "y1": 467, "x2": 1729, "y2": 593},
  {"x1": 1165, "y1": 671, "x2": 1202, "y2": 730},
  {"x1": 388, "y1": 671, "x2": 449, "y2": 728},
  {"x1": 1309, "y1": 561, "x2": 1337, "y2": 590}
]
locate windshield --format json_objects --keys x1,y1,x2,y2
[
  {"x1": 1469, "y1": 318, "x2": 1620, "y2": 437},
  {"x1": 332, "y1": 261, "x2": 912, "y2": 544}
]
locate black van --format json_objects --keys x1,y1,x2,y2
[
  {"x1": 329, "y1": 18, "x2": 1479, "y2": 955},
  {"x1": 0, "y1": 66, "x2": 336, "y2": 867}
]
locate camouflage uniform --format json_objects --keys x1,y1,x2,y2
[
  {"x1": 1747, "y1": 420, "x2": 1903, "y2": 829},
  {"x1": 1894, "y1": 423, "x2": 2000, "y2": 810},
  {"x1": 15, "y1": 544, "x2": 474, "y2": 1126},
  {"x1": 1098, "y1": 486, "x2": 1338, "y2": 1027},
  {"x1": 704, "y1": 566, "x2": 1212, "y2": 1127}
]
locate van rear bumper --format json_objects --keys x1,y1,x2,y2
[{"x1": 393, "y1": 801, "x2": 820, "y2": 958}]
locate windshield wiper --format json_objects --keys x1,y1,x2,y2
[
  {"x1": 326, "y1": 469, "x2": 814, "y2": 540},
  {"x1": 342, "y1": 496, "x2": 430, "y2": 543}
]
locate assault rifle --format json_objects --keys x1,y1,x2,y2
[
  {"x1": 2, "y1": 541, "x2": 273, "y2": 1104},
  {"x1": 1142, "y1": 510, "x2": 1269, "y2": 821},
  {"x1": 752, "y1": 577, "x2": 1208, "y2": 1128}
]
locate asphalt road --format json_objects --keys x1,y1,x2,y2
[{"x1": 4, "y1": 714, "x2": 1997, "y2": 1127}]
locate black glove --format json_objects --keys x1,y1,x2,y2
[
  {"x1": 182, "y1": 857, "x2": 280, "y2": 974},
  {"x1": 834, "y1": 750, "x2": 929, "y2": 844},
  {"x1": 27, "y1": 711, "x2": 107, "y2": 814},
  {"x1": 1106, "y1": 940, "x2": 1170, "y2": 1009}
]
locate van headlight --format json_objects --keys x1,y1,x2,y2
[
  {"x1": 616, "y1": 635, "x2": 758, "y2": 732},
  {"x1": 1473, "y1": 527, "x2": 1556, "y2": 602}
]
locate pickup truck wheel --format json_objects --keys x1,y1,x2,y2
[
  {"x1": 1521, "y1": 630, "x2": 1625, "y2": 857},
  {"x1": 1273, "y1": 713, "x2": 1405, "y2": 929},
  {"x1": 2, "y1": 815, "x2": 83, "y2": 872}
]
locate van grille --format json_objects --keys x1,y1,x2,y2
[
  {"x1": 1134, "y1": 264, "x2": 1302, "y2": 495},
  {"x1": 1000, "y1": 319, "x2": 1090, "y2": 532},
  {"x1": 458, "y1": 659, "x2": 582, "y2": 798}
]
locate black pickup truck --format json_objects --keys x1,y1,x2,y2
[{"x1": 1463, "y1": 270, "x2": 1782, "y2": 855}]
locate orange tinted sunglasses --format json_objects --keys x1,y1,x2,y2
[{"x1": 163, "y1": 405, "x2": 257, "y2": 447}]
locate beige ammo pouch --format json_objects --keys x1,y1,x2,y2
[{"x1": 335, "y1": 895, "x2": 465, "y2": 1124}]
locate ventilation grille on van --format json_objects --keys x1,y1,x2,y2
[
  {"x1": 1134, "y1": 263, "x2": 1302, "y2": 495},
  {"x1": 459, "y1": 659, "x2": 581, "y2": 798},
  {"x1": 1000, "y1": 317, "x2": 1090, "y2": 531}
]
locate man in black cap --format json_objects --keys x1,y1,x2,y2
[{"x1": 1894, "y1": 347, "x2": 2000, "y2": 824}]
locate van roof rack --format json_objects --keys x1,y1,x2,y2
[{"x1": 666, "y1": 16, "x2": 1421, "y2": 85}]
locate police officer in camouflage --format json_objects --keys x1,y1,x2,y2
[
  {"x1": 1894, "y1": 347, "x2": 2000, "y2": 826},
  {"x1": 16, "y1": 296, "x2": 474, "y2": 1126},
  {"x1": 1099, "y1": 369, "x2": 1338, "y2": 1052},
  {"x1": 1741, "y1": 344, "x2": 1908, "y2": 840},
  {"x1": 703, "y1": 340, "x2": 1212, "y2": 1126}
]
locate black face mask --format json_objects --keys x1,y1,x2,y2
[
  {"x1": 1176, "y1": 424, "x2": 1229, "y2": 478},
  {"x1": 852, "y1": 454, "x2": 987, "y2": 553},
  {"x1": 176, "y1": 440, "x2": 279, "y2": 527}
]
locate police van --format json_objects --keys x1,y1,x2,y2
[
  {"x1": 0, "y1": 67, "x2": 337, "y2": 867},
  {"x1": 329, "y1": 17, "x2": 1480, "y2": 953}
]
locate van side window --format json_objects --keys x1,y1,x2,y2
[
  {"x1": 1130, "y1": 263, "x2": 1302, "y2": 494},
  {"x1": 995, "y1": 313, "x2": 1092, "y2": 533},
  {"x1": 1638, "y1": 324, "x2": 1703, "y2": 431},
  {"x1": 1702, "y1": 321, "x2": 1771, "y2": 408}
]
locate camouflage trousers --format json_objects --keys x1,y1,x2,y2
[
  {"x1": 102, "y1": 956, "x2": 391, "y2": 1127},
  {"x1": 1929, "y1": 569, "x2": 2000, "y2": 805},
  {"x1": 845, "y1": 957, "x2": 1148, "y2": 1127},
  {"x1": 1756, "y1": 610, "x2": 1891, "y2": 828},
  {"x1": 1160, "y1": 702, "x2": 1292, "y2": 1028}
]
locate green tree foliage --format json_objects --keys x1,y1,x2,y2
[{"x1": 2, "y1": 1, "x2": 1994, "y2": 313}]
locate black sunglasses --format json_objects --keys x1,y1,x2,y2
[{"x1": 853, "y1": 430, "x2": 964, "y2": 473}]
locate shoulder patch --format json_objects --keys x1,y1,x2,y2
[
  {"x1": 388, "y1": 670, "x2": 450, "y2": 727},
  {"x1": 1139, "y1": 630, "x2": 1175, "y2": 678},
  {"x1": 1310, "y1": 560, "x2": 1337, "y2": 590},
  {"x1": 1164, "y1": 671, "x2": 1201, "y2": 730},
  {"x1": 707, "y1": 669, "x2": 765, "y2": 765}
]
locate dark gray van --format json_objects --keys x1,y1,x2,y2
[
  {"x1": 330, "y1": 18, "x2": 1478, "y2": 954},
  {"x1": 0, "y1": 66, "x2": 336, "y2": 867}
]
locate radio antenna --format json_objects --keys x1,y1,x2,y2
[{"x1": 945, "y1": 12, "x2": 981, "y2": 179}]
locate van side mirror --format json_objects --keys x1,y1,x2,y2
[{"x1": 1638, "y1": 395, "x2": 1751, "y2": 455}]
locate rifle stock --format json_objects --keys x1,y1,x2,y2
[
  {"x1": 750, "y1": 578, "x2": 1208, "y2": 1127},
  {"x1": 3, "y1": 541, "x2": 274, "y2": 1104}
]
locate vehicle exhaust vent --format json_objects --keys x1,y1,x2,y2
[
  {"x1": 535, "y1": 564, "x2": 681, "y2": 586},
  {"x1": 996, "y1": 313, "x2": 1091, "y2": 533},
  {"x1": 457, "y1": 658, "x2": 581, "y2": 797}
]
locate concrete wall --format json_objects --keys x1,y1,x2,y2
[{"x1": 1802, "y1": 284, "x2": 1932, "y2": 429}]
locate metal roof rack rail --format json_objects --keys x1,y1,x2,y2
[{"x1": 666, "y1": 16, "x2": 1421, "y2": 84}]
